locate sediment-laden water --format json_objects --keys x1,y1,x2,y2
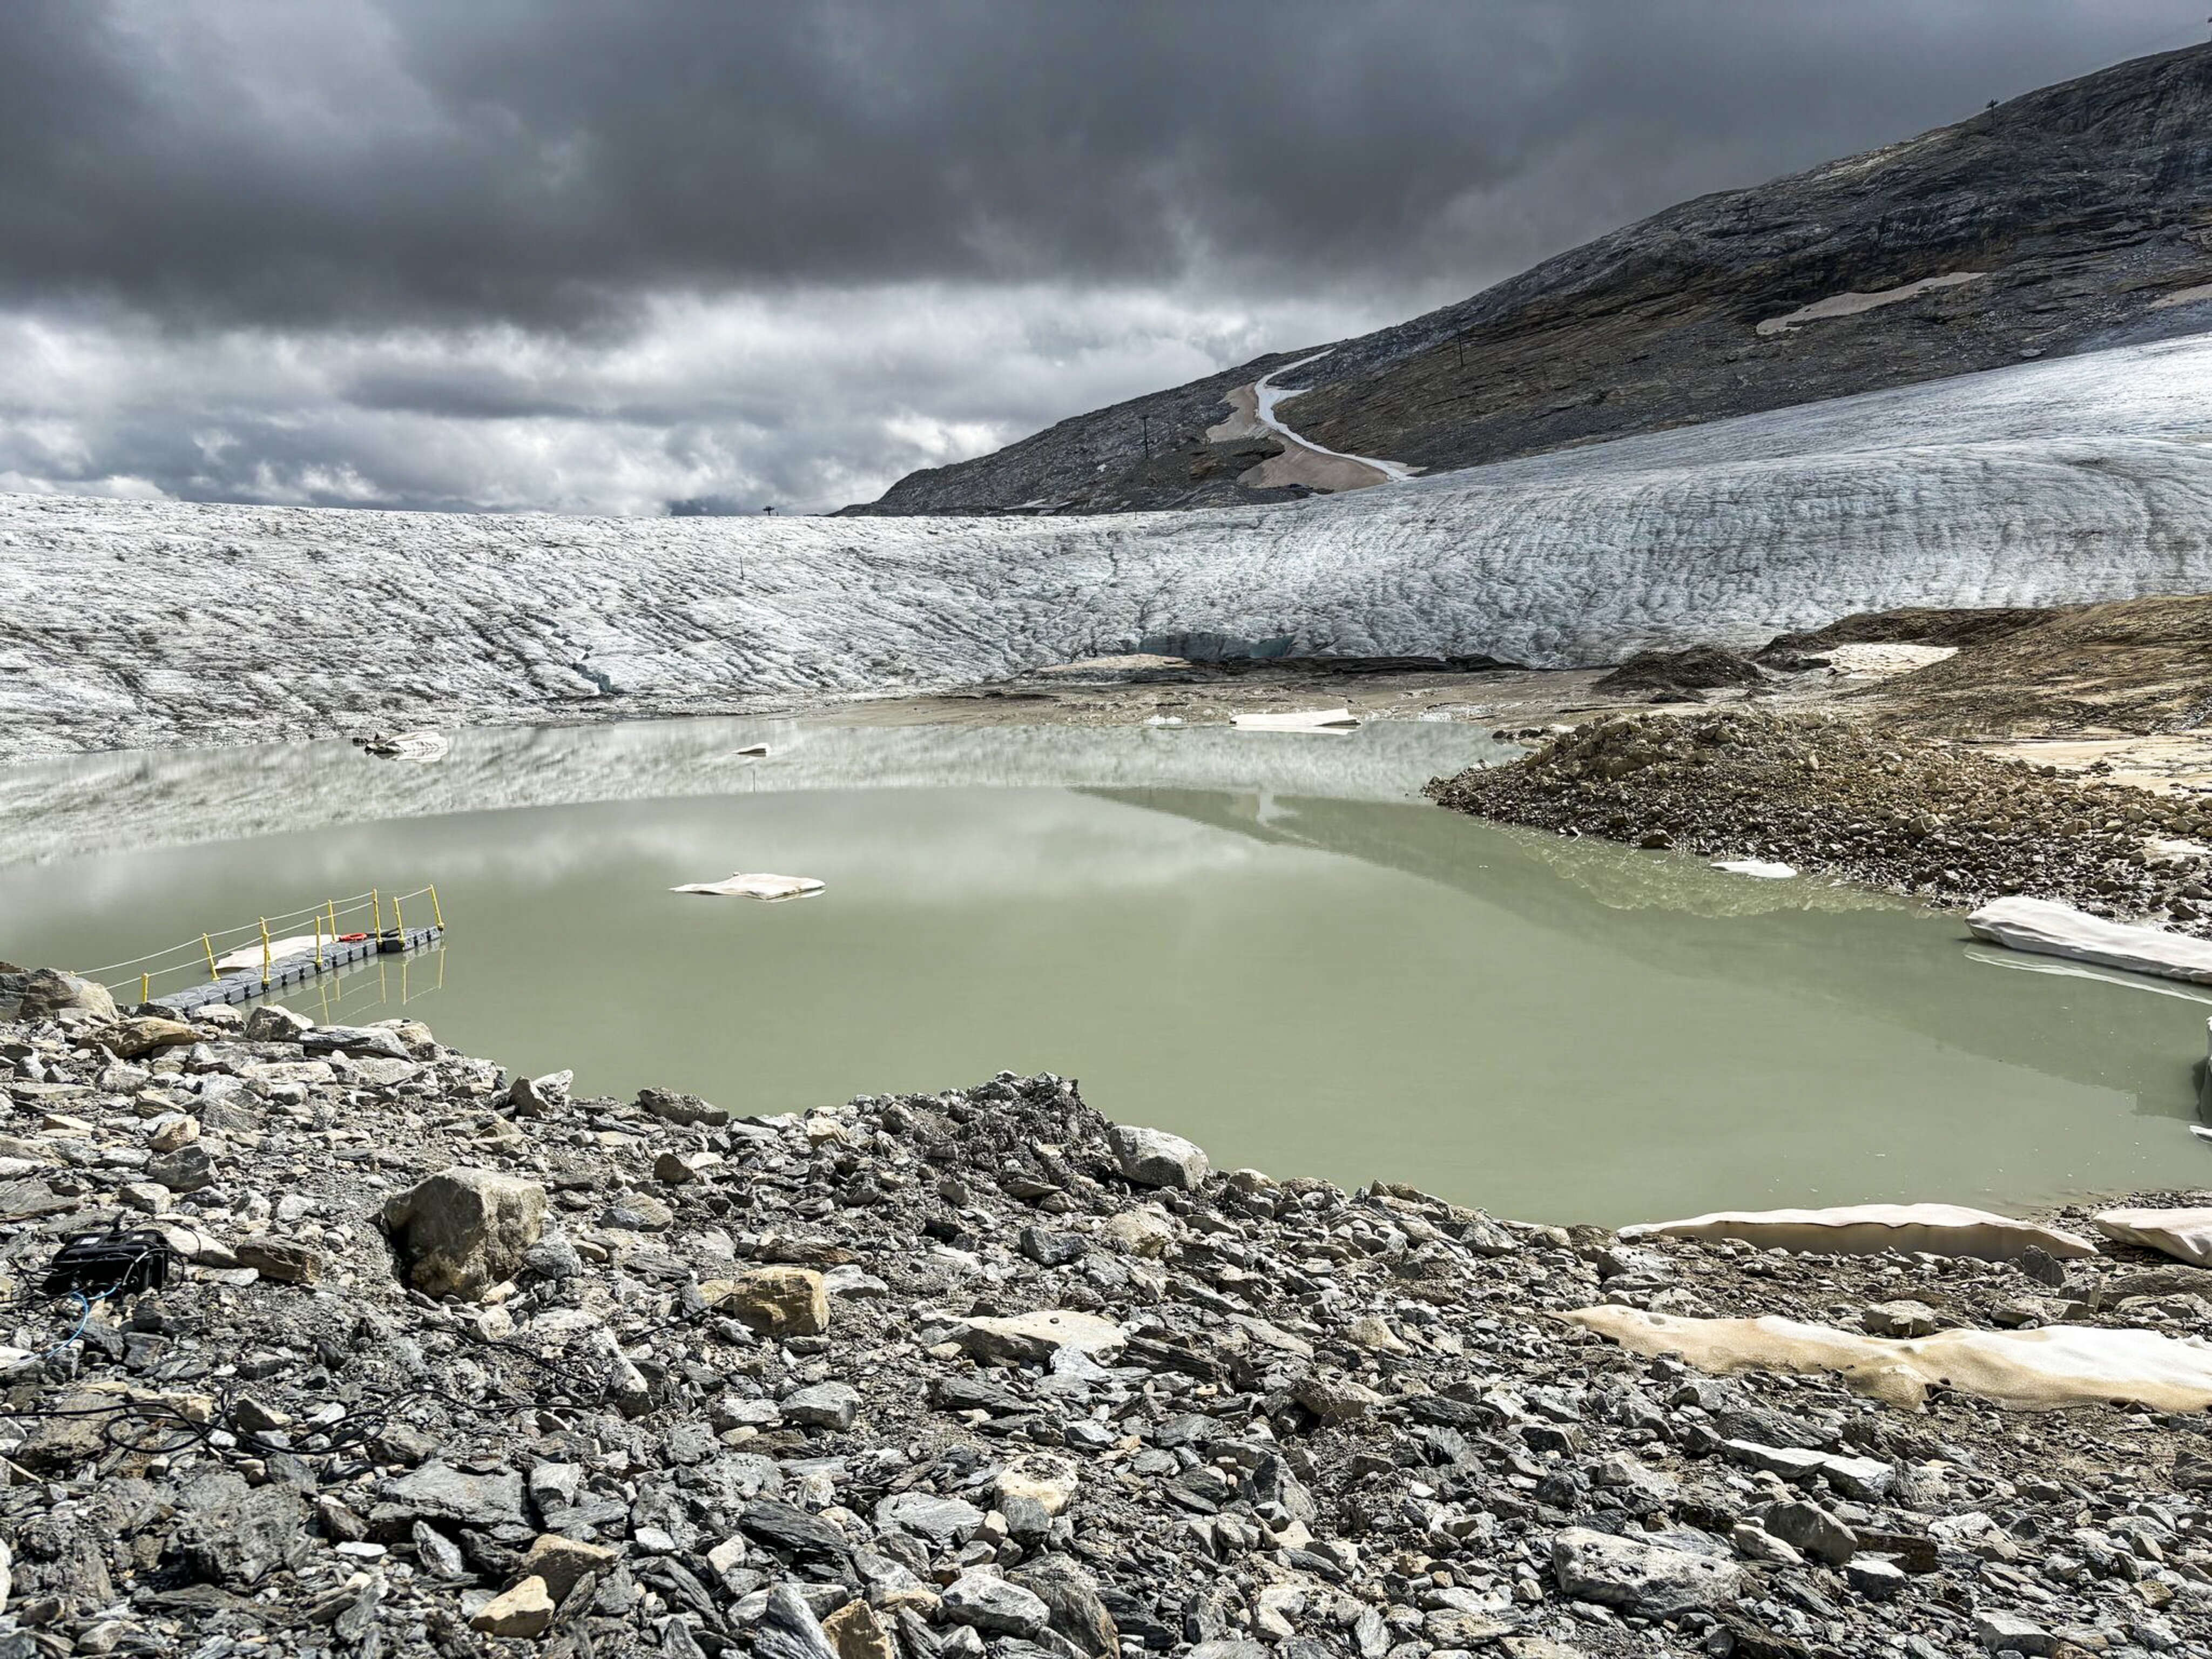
[{"x1": 4, "y1": 718, "x2": 2205, "y2": 1222}]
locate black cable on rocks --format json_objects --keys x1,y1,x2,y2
[{"x1": 2, "y1": 1284, "x2": 722, "y2": 1484}]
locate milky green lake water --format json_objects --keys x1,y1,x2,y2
[{"x1": 3, "y1": 717, "x2": 2206, "y2": 1224}]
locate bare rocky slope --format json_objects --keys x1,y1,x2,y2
[
  {"x1": 848, "y1": 45, "x2": 2212, "y2": 517},
  {"x1": 3, "y1": 985, "x2": 2211, "y2": 1658}
]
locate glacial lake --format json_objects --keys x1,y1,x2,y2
[{"x1": 3, "y1": 716, "x2": 2207, "y2": 1225}]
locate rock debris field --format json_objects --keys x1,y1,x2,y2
[
  {"x1": 1428, "y1": 711, "x2": 2212, "y2": 939},
  {"x1": 4, "y1": 334, "x2": 2212, "y2": 762},
  {"x1": 2, "y1": 974, "x2": 2210, "y2": 1658}
]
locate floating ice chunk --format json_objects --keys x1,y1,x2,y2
[
  {"x1": 1230, "y1": 707, "x2": 1359, "y2": 732},
  {"x1": 669, "y1": 873, "x2": 825, "y2": 900},
  {"x1": 363, "y1": 730, "x2": 450, "y2": 763},
  {"x1": 1711, "y1": 859, "x2": 1797, "y2": 879},
  {"x1": 1967, "y1": 895, "x2": 2212, "y2": 985},
  {"x1": 730, "y1": 743, "x2": 772, "y2": 758}
]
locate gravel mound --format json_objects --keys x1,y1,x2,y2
[
  {"x1": 1591, "y1": 648, "x2": 1764, "y2": 702},
  {"x1": 1427, "y1": 709, "x2": 2212, "y2": 933},
  {"x1": 2, "y1": 999, "x2": 2210, "y2": 1656}
]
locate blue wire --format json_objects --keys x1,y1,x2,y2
[{"x1": 37, "y1": 1290, "x2": 103, "y2": 1359}]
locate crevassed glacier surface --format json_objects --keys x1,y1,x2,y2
[{"x1": 2, "y1": 333, "x2": 2209, "y2": 761}]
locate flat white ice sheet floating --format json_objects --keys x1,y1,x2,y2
[
  {"x1": 1966, "y1": 895, "x2": 2212, "y2": 985},
  {"x1": 1566, "y1": 1305, "x2": 2212, "y2": 1412},
  {"x1": 669, "y1": 873, "x2": 825, "y2": 900},
  {"x1": 1230, "y1": 708, "x2": 1359, "y2": 732},
  {"x1": 1618, "y1": 1202, "x2": 2096, "y2": 1262},
  {"x1": 1711, "y1": 859, "x2": 1797, "y2": 879}
]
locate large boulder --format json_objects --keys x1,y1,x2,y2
[
  {"x1": 1108, "y1": 1123, "x2": 1209, "y2": 1190},
  {"x1": 1552, "y1": 1527, "x2": 1744, "y2": 1616},
  {"x1": 381, "y1": 1167, "x2": 547, "y2": 1300},
  {"x1": 104, "y1": 1015, "x2": 199, "y2": 1058},
  {"x1": 244, "y1": 1003, "x2": 314, "y2": 1042},
  {"x1": 702, "y1": 1266, "x2": 830, "y2": 1336},
  {"x1": 18, "y1": 969, "x2": 116, "y2": 1022}
]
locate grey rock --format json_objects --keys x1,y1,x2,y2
[
  {"x1": 508, "y1": 1068, "x2": 572, "y2": 1114},
  {"x1": 1551, "y1": 1526, "x2": 1744, "y2": 1617},
  {"x1": 942, "y1": 1570, "x2": 1051, "y2": 1638},
  {"x1": 18, "y1": 969, "x2": 116, "y2": 1022},
  {"x1": 381, "y1": 1165, "x2": 547, "y2": 1300},
  {"x1": 1007, "y1": 1560, "x2": 1117, "y2": 1659},
  {"x1": 1974, "y1": 1610, "x2": 2056, "y2": 1656},
  {"x1": 301, "y1": 1024, "x2": 412, "y2": 1061},
  {"x1": 754, "y1": 1583, "x2": 841, "y2": 1659},
  {"x1": 780, "y1": 1381, "x2": 859, "y2": 1432},
  {"x1": 375, "y1": 1462, "x2": 525, "y2": 1529},
  {"x1": 874, "y1": 1492, "x2": 984, "y2": 1548},
  {"x1": 172, "y1": 1485, "x2": 311, "y2": 1589},
  {"x1": 410, "y1": 1521, "x2": 468, "y2": 1580},
  {"x1": 243, "y1": 1003, "x2": 313, "y2": 1042},
  {"x1": 1109, "y1": 1123, "x2": 1210, "y2": 1190},
  {"x1": 1762, "y1": 1498, "x2": 1856, "y2": 1566},
  {"x1": 638, "y1": 1087, "x2": 730, "y2": 1127},
  {"x1": 145, "y1": 1144, "x2": 214, "y2": 1193},
  {"x1": 1018, "y1": 1224, "x2": 1087, "y2": 1267},
  {"x1": 1845, "y1": 1556, "x2": 1907, "y2": 1600},
  {"x1": 601, "y1": 1192, "x2": 675, "y2": 1232}
]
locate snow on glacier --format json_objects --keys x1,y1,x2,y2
[{"x1": 1, "y1": 332, "x2": 2209, "y2": 760}]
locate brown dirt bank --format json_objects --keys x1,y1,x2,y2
[
  {"x1": 1847, "y1": 595, "x2": 2212, "y2": 740},
  {"x1": 1425, "y1": 709, "x2": 2212, "y2": 935}
]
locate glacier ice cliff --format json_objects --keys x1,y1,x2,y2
[{"x1": 2, "y1": 333, "x2": 2209, "y2": 762}]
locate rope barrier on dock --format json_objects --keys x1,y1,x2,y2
[{"x1": 75, "y1": 886, "x2": 442, "y2": 1000}]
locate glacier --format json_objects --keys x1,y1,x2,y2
[{"x1": 2, "y1": 332, "x2": 2209, "y2": 762}]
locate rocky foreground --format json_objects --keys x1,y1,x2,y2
[
  {"x1": 1428, "y1": 711, "x2": 2212, "y2": 939},
  {"x1": 2, "y1": 977, "x2": 2210, "y2": 1659}
]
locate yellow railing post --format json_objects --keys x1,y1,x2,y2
[
  {"x1": 314, "y1": 911, "x2": 323, "y2": 968},
  {"x1": 202, "y1": 933, "x2": 218, "y2": 982},
  {"x1": 372, "y1": 888, "x2": 383, "y2": 934},
  {"x1": 327, "y1": 898, "x2": 340, "y2": 945},
  {"x1": 259, "y1": 917, "x2": 271, "y2": 989},
  {"x1": 393, "y1": 893, "x2": 406, "y2": 934},
  {"x1": 140, "y1": 972, "x2": 150, "y2": 1005},
  {"x1": 429, "y1": 884, "x2": 444, "y2": 930}
]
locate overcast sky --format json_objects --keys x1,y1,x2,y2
[{"x1": 2, "y1": 1, "x2": 2202, "y2": 517}]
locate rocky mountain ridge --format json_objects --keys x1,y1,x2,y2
[{"x1": 848, "y1": 44, "x2": 2212, "y2": 517}]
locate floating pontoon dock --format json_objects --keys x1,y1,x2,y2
[{"x1": 78, "y1": 887, "x2": 445, "y2": 1014}]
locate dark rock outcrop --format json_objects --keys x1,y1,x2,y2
[{"x1": 849, "y1": 44, "x2": 2212, "y2": 516}]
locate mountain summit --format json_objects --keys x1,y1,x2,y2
[{"x1": 847, "y1": 44, "x2": 2212, "y2": 517}]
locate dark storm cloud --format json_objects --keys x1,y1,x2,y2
[
  {"x1": 0, "y1": 0, "x2": 2201, "y2": 513},
  {"x1": 3, "y1": 0, "x2": 2200, "y2": 329}
]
